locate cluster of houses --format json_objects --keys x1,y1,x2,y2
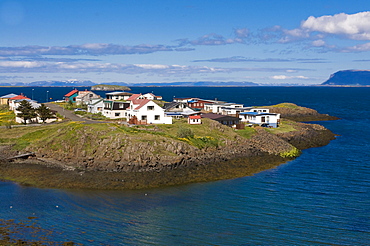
[
  {"x1": 65, "y1": 89, "x2": 280, "y2": 128},
  {"x1": 0, "y1": 93, "x2": 57, "y2": 124},
  {"x1": 0, "y1": 88, "x2": 280, "y2": 128}
]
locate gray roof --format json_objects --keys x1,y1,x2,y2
[{"x1": 0, "y1": 93, "x2": 18, "y2": 98}]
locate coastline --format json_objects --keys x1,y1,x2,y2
[{"x1": 0, "y1": 115, "x2": 337, "y2": 190}]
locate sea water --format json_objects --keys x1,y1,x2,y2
[{"x1": 0, "y1": 87, "x2": 369, "y2": 245}]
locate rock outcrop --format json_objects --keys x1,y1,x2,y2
[{"x1": 265, "y1": 103, "x2": 339, "y2": 121}]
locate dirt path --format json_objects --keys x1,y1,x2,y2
[{"x1": 45, "y1": 103, "x2": 107, "y2": 124}]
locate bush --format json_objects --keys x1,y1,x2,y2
[{"x1": 177, "y1": 127, "x2": 194, "y2": 138}]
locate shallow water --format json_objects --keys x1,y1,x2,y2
[{"x1": 1, "y1": 87, "x2": 369, "y2": 245}]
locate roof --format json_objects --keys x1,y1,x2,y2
[
  {"x1": 9, "y1": 95, "x2": 29, "y2": 100},
  {"x1": 134, "y1": 99, "x2": 151, "y2": 110},
  {"x1": 181, "y1": 111, "x2": 199, "y2": 116},
  {"x1": 163, "y1": 101, "x2": 184, "y2": 110},
  {"x1": 240, "y1": 112, "x2": 278, "y2": 116},
  {"x1": 201, "y1": 113, "x2": 240, "y2": 121},
  {"x1": 126, "y1": 94, "x2": 142, "y2": 101},
  {"x1": 105, "y1": 91, "x2": 133, "y2": 96},
  {"x1": 1, "y1": 93, "x2": 18, "y2": 99},
  {"x1": 189, "y1": 115, "x2": 201, "y2": 119},
  {"x1": 90, "y1": 98, "x2": 104, "y2": 105},
  {"x1": 64, "y1": 89, "x2": 79, "y2": 97}
]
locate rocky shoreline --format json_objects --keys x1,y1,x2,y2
[{"x1": 0, "y1": 104, "x2": 338, "y2": 190}]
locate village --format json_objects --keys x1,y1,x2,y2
[{"x1": 0, "y1": 88, "x2": 281, "y2": 128}]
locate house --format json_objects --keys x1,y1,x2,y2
[
  {"x1": 125, "y1": 94, "x2": 172, "y2": 124},
  {"x1": 173, "y1": 97, "x2": 219, "y2": 110},
  {"x1": 0, "y1": 93, "x2": 18, "y2": 105},
  {"x1": 13, "y1": 99, "x2": 57, "y2": 124},
  {"x1": 204, "y1": 102, "x2": 248, "y2": 116},
  {"x1": 87, "y1": 98, "x2": 104, "y2": 114},
  {"x1": 8, "y1": 95, "x2": 30, "y2": 110},
  {"x1": 105, "y1": 91, "x2": 133, "y2": 101},
  {"x1": 201, "y1": 113, "x2": 240, "y2": 127},
  {"x1": 75, "y1": 90, "x2": 100, "y2": 105},
  {"x1": 143, "y1": 93, "x2": 162, "y2": 100},
  {"x1": 64, "y1": 89, "x2": 79, "y2": 103},
  {"x1": 239, "y1": 111, "x2": 280, "y2": 128},
  {"x1": 102, "y1": 100, "x2": 130, "y2": 119},
  {"x1": 188, "y1": 115, "x2": 202, "y2": 125},
  {"x1": 164, "y1": 101, "x2": 195, "y2": 113}
]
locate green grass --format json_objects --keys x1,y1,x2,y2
[
  {"x1": 271, "y1": 103, "x2": 300, "y2": 109},
  {"x1": 266, "y1": 120, "x2": 297, "y2": 134},
  {"x1": 0, "y1": 106, "x2": 16, "y2": 126},
  {"x1": 236, "y1": 127, "x2": 256, "y2": 139}
]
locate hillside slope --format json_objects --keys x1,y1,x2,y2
[{"x1": 322, "y1": 70, "x2": 370, "y2": 86}]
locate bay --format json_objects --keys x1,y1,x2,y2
[{"x1": 1, "y1": 86, "x2": 369, "y2": 245}]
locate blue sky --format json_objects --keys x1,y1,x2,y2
[{"x1": 1, "y1": 0, "x2": 370, "y2": 85}]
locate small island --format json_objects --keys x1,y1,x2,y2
[
  {"x1": 91, "y1": 84, "x2": 131, "y2": 91},
  {"x1": 0, "y1": 91, "x2": 338, "y2": 190}
]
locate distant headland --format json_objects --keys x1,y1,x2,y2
[{"x1": 321, "y1": 70, "x2": 370, "y2": 86}]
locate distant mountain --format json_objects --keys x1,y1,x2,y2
[
  {"x1": 28, "y1": 80, "x2": 96, "y2": 87},
  {"x1": 0, "y1": 80, "x2": 259, "y2": 87},
  {"x1": 0, "y1": 80, "x2": 96, "y2": 87},
  {"x1": 322, "y1": 70, "x2": 370, "y2": 86}
]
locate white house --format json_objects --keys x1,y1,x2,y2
[
  {"x1": 143, "y1": 93, "x2": 162, "y2": 100},
  {"x1": 75, "y1": 90, "x2": 101, "y2": 105},
  {"x1": 204, "y1": 102, "x2": 246, "y2": 114},
  {"x1": 13, "y1": 99, "x2": 57, "y2": 124},
  {"x1": 126, "y1": 94, "x2": 172, "y2": 124},
  {"x1": 102, "y1": 100, "x2": 130, "y2": 119},
  {"x1": 239, "y1": 111, "x2": 280, "y2": 128},
  {"x1": 105, "y1": 91, "x2": 133, "y2": 101},
  {"x1": 188, "y1": 115, "x2": 202, "y2": 125},
  {"x1": 87, "y1": 98, "x2": 104, "y2": 114},
  {"x1": 8, "y1": 95, "x2": 31, "y2": 110}
]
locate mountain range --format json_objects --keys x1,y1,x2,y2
[
  {"x1": 0, "y1": 80, "x2": 259, "y2": 87},
  {"x1": 2, "y1": 70, "x2": 370, "y2": 87}
]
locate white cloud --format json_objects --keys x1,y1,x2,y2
[
  {"x1": 271, "y1": 75, "x2": 309, "y2": 80},
  {"x1": 342, "y1": 42, "x2": 370, "y2": 52},
  {"x1": 0, "y1": 61, "x2": 43, "y2": 68},
  {"x1": 301, "y1": 12, "x2": 370, "y2": 40},
  {"x1": 311, "y1": 39, "x2": 326, "y2": 47}
]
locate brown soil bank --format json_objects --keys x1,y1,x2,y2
[{"x1": 0, "y1": 104, "x2": 337, "y2": 190}]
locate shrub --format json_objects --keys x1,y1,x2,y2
[{"x1": 177, "y1": 127, "x2": 194, "y2": 138}]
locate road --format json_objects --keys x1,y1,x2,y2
[{"x1": 45, "y1": 103, "x2": 106, "y2": 124}]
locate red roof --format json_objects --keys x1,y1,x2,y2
[
  {"x1": 9, "y1": 95, "x2": 29, "y2": 100},
  {"x1": 189, "y1": 115, "x2": 201, "y2": 119},
  {"x1": 134, "y1": 99, "x2": 151, "y2": 110},
  {"x1": 126, "y1": 94, "x2": 142, "y2": 101},
  {"x1": 64, "y1": 89, "x2": 79, "y2": 97}
]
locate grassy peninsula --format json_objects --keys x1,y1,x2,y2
[{"x1": 0, "y1": 103, "x2": 337, "y2": 190}]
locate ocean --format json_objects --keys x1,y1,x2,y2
[{"x1": 0, "y1": 86, "x2": 369, "y2": 245}]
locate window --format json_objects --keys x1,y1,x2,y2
[
  {"x1": 147, "y1": 106, "x2": 154, "y2": 110},
  {"x1": 141, "y1": 115, "x2": 147, "y2": 120},
  {"x1": 119, "y1": 103, "x2": 124, "y2": 108},
  {"x1": 115, "y1": 113, "x2": 120, "y2": 117},
  {"x1": 155, "y1": 115, "x2": 160, "y2": 120},
  {"x1": 261, "y1": 116, "x2": 266, "y2": 122}
]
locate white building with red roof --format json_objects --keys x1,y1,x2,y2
[
  {"x1": 8, "y1": 95, "x2": 31, "y2": 110},
  {"x1": 125, "y1": 94, "x2": 172, "y2": 124}
]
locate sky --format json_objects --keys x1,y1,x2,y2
[{"x1": 1, "y1": 0, "x2": 370, "y2": 85}]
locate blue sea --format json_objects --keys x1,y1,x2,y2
[{"x1": 1, "y1": 86, "x2": 369, "y2": 245}]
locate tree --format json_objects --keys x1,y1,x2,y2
[
  {"x1": 16, "y1": 100, "x2": 37, "y2": 124},
  {"x1": 36, "y1": 103, "x2": 54, "y2": 123}
]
